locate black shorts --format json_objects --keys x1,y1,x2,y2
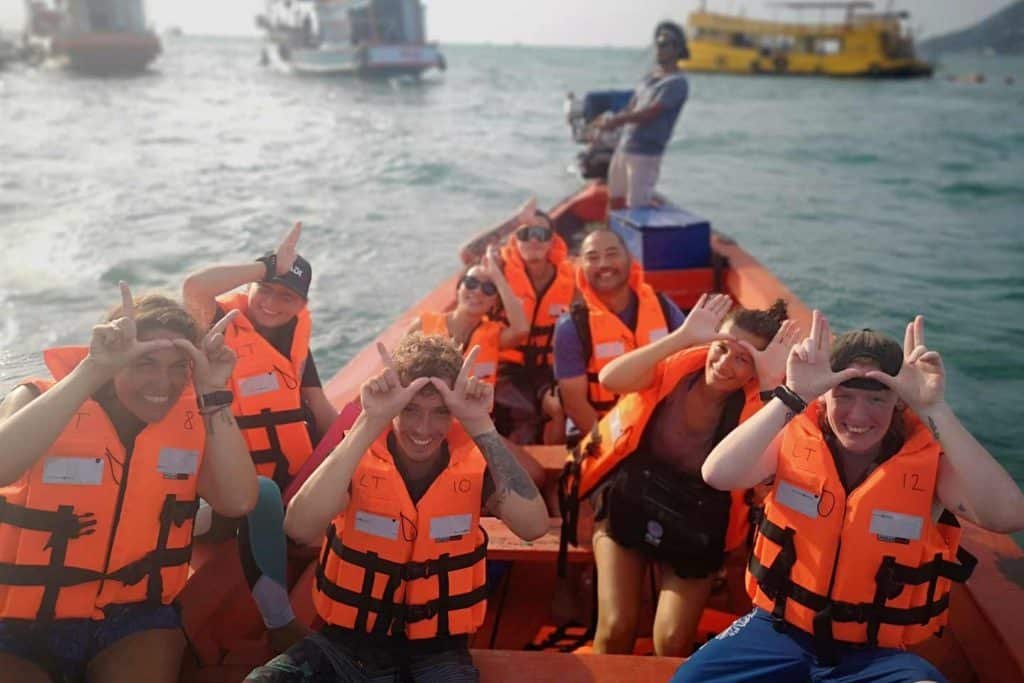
[{"x1": 599, "y1": 457, "x2": 730, "y2": 579}]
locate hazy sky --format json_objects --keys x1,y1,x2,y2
[{"x1": 1, "y1": 0, "x2": 1016, "y2": 44}]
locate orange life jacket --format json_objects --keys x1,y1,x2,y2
[
  {"x1": 217, "y1": 292, "x2": 313, "y2": 488},
  {"x1": 558, "y1": 346, "x2": 762, "y2": 572},
  {"x1": 420, "y1": 311, "x2": 501, "y2": 386},
  {"x1": 497, "y1": 236, "x2": 576, "y2": 371},
  {"x1": 747, "y1": 403, "x2": 976, "y2": 649},
  {"x1": 313, "y1": 428, "x2": 488, "y2": 639},
  {"x1": 0, "y1": 347, "x2": 204, "y2": 622},
  {"x1": 570, "y1": 262, "x2": 670, "y2": 416}
]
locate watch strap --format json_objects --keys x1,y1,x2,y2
[
  {"x1": 772, "y1": 385, "x2": 807, "y2": 414},
  {"x1": 758, "y1": 390, "x2": 774, "y2": 403},
  {"x1": 257, "y1": 254, "x2": 277, "y2": 281},
  {"x1": 198, "y1": 390, "x2": 234, "y2": 410}
]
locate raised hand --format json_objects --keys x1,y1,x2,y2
[
  {"x1": 275, "y1": 221, "x2": 302, "y2": 276},
  {"x1": 86, "y1": 282, "x2": 174, "y2": 376},
  {"x1": 429, "y1": 346, "x2": 494, "y2": 435},
  {"x1": 786, "y1": 310, "x2": 862, "y2": 403},
  {"x1": 172, "y1": 309, "x2": 240, "y2": 391},
  {"x1": 479, "y1": 246, "x2": 502, "y2": 280},
  {"x1": 739, "y1": 319, "x2": 802, "y2": 390},
  {"x1": 359, "y1": 343, "x2": 431, "y2": 422},
  {"x1": 516, "y1": 197, "x2": 537, "y2": 227},
  {"x1": 864, "y1": 316, "x2": 946, "y2": 413},
  {"x1": 671, "y1": 293, "x2": 735, "y2": 348}
]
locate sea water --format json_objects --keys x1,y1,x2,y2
[{"x1": 1, "y1": 39, "x2": 1022, "y2": 501}]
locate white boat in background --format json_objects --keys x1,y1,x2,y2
[{"x1": 257, "y1": 0, "x2": 446, "y2": 77}]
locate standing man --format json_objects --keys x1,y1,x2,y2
[
  {"x1": 182, "y1": 222, "x2": 337, "y2": 651},
  {"x1": 601, "y1": 21, "x2": 690, "y2": 209}
]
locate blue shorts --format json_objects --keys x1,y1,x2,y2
[
  {"x1": 0, "y1": 602, "x2": 181, "y2": 683},
  {"x1": 671, "y1": 608, "x2": 947, "y2": 683}
]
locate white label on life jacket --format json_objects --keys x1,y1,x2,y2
[
  {"x1": 648, "y1": 327, "x2": 668, "y2": 342},
  {"x1": 42, "y1": 457, "x2": 104, "y2": 485},
  {"x1": 775, "y1": 480, "x2": 819, "y2": 519},
  {"x1": 594, "y1": 341, "x2": 625, "y2": 360},
  {"x1": 158, "y1": 448, "x2": 199, "y2": 479},
  {"x1": 239, "y1": 372, "x2": 279, "y2": 397},
  {"x1": 473, "y1": 361, "x2": 497, "y2": 380},
  {"x1": 608, "y1": 406, "x2": 623, "y2": 443},
  {"x1": 430, "y1": 513, "x2": 472, "y2": 541},
  {"x1": 354, "y1": 510, "x2": 398, "y2": 540},
  {"x1": 870, "y1": 510, "x2": 923, "y2": 542},
  {"x1": 548, "y1": 303, "x2": 568, "y2": 318}
]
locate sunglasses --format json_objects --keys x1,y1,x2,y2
[
  {"x1": 461, "y1": 275, "x2": 498, "y2": 296},
  {"x1": 656, "y1": 38, "x2": 677, "y2": 49},
  {"x1": 515, "y1": 225, "x2": 554, "y2": 242}
]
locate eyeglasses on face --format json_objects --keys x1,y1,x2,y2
[
  {"x1": 461, "y1": 275, "x2": 498, "y2": 296},
  {"x1": 515, "y1": 225, "x2": 554, "y2": 242}
]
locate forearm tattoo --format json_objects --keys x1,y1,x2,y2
[
  {"x1": 472, "y1": 430, "x2": 540, "y2": 501},
  {"x1": 927, "y1": 416, "x2": 940, "y2": 440},
  {"x1": 202, "y1": 406, "x2": 235, "y2": 436}
]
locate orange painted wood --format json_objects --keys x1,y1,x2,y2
[
  {"x1": 472, "y1": 649, "x2": 683, "y2": 682},
  {"x1": 524, "y1": 444, "x2": 572, "y2": 478},
  {"x1": 642, "y1": 267, "x2": 717, "y2": 310},
  {"x1": 482, "y1": 516, "x2": 593, "y2": 564}
]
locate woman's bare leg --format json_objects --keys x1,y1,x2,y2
[
  {"x1": 0, "y1": 653, "x2": 51, "y2": 683},
  {"x1": 591, "y1": 522, "x2": 647, "y2": 654},
  {"x1": 652, "y1": 569, "x2": 714, "y2": 657},
  {"x1": 86, "y1": 627, "x2": 185, "y2": 683}
]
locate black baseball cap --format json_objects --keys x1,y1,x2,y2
[
  {"x1": 260, "y1": 252, "x2": 312, "y2": 300},
  {"x1": 830, "y1": 329, "x2": 903, "y2": 391}
]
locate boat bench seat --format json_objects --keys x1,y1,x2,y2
[
  {"x1": 482, "y1": 516, "x2": 592, "y2": 564},
  {"x1": 523, "y1": 444, "x2": 570, "y2": 482},
  {"x1": 180, "y1": 645, "x2": 684, "y2": 682},
  {"x1": 473, "y1": 649, "x2": 683, "y2": 682}
]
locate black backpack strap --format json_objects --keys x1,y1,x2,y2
[{"x1": 569, "y1": 301, "x2": 592, "y2": 368}]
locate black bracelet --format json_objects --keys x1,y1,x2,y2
[
  {"x1": 198, "y1": 390, "x2": 234, "y2": 411},
  {"x1": 256, "y1": 254, "x2": 277, "y2": 281},
  {"x1": 758, "y1": 390, "x2": 774, "y2": 403},
  {"x1": 772, "y1": 385, "x2": 807, "y2": 414}
]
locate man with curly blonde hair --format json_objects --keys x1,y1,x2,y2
[{"x1": 249, "y1": 333, "x2": 549, "y2": 682}]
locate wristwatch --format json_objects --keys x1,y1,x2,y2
[
  {"x1": 772, "y1": 385, "x2": 807, "y2": 414},
  {"x1": 198, "y1": 390, "x2": 234, "y2": 411},
  {"x1": 758, "y1": 390, "x2": 774, "y2": 403},
  {"x1": 257, "y1": 254, "x2": 277, "y2": 281}
]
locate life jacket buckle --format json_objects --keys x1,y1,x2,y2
[
  {"x1": 403, "y1": 560, "x2": 436, "y2": 581},
  {"x1": 404, "y1": 603, "x2": 437, "y2": 623}
]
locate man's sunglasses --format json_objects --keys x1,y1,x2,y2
[
  {"x1": 461, "y1": 275, "x2": 498, "y2": 296},
  {"x1": 515, "y1": 225, "x2": 554, "y2": 242}
]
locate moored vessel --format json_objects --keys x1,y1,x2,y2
[
  {"x1": 257, "y1": 0, "x2": 446, "y2": 77},
  {"x1": 24, "y1": 0, "x2": 161, "y2": 75},
  {"x1": 681, "y1": 1, "x2": 932, "y2": 78}
]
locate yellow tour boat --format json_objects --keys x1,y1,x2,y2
[{"x1": 680, "y1": 1, "x2": 933, "y2": 78}]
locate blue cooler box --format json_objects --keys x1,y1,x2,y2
[{"x1": 609, "y1": 206, "x2": 711, "y2": 271}]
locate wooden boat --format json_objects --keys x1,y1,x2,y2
[
  {"x1": 177, "y1": 182, "x2": 1024, "y2": 682},
  {"x1": 25, "y1": 0, "x2": 161, "y2": 75},
  {"x1": 681, "y1": 1, "x2": 932, "y2": 78}
]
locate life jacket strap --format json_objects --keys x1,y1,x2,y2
[
  {"x1": 317, "y1": 526, "x2": 489, "y2": 637},
  {"x1": 237, "y1": 407, "x2": 309, "y2": 488},
  {"x1": 106, "y1": 495, "x2": 198, "y2": 606},
  {"x1": 0, "y1": 500, "x2": 100, "y2": 622},
  {"x1": 751, "y1": 513, "x2": 976, "y2": 651},
  {"x1": 557, "y1": 453, "x2": 582, "y2": 579}
]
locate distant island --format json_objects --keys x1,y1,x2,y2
[{"x1": 919, "y1": 1, "x2": 1024, "y2": 55}]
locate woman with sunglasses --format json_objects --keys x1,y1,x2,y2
[
  {"x1": 493, "y1": 211, "x2": 578, "y2": 444},
  {"x1": 410, "y1": 246, "x2": 528, "y2": 387}
]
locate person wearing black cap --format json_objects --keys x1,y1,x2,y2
[
  {"x1": 599, "y1": 20, "x2": 690, "y2": 210},
  {"x1": 671, "y1": 310, "x2": 1024, "y2": 683},
  {"x1": 182, "y1": 222, "x2": 337, "y2": 653}
]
